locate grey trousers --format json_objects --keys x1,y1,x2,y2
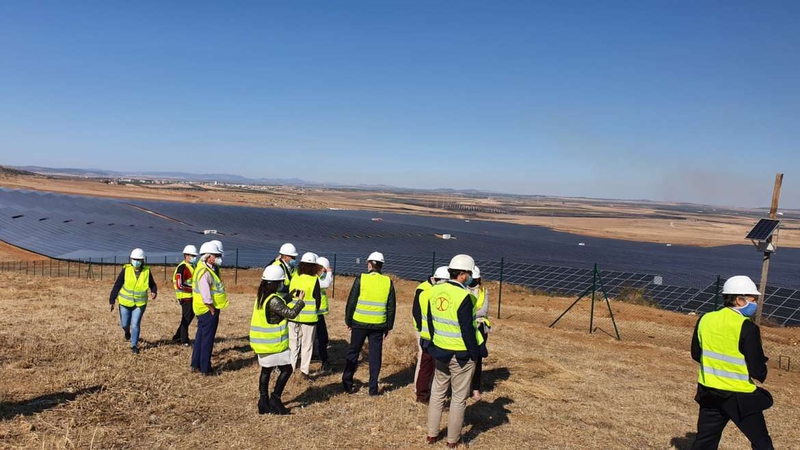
[{"x1": 427, "y1": 356, "x2": 475, "y2": 444}]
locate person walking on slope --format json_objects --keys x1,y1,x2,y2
[
  {"x1": 412, "y1": 265, "x2": 450, "y2": 403},
  {"x1": 288, "y1": 252, "x2": 322, "y2": 380},
  {"x1": 690, "y1": 275, "x2": 773, "y2": 450},
  {"x1": 190, "y1": 241, "x2": 228, "y2": 375},
  {"x1": 271, "y1": 243, "x2": 298, "y2": 294},
  {"x1": 250, "y1": 265, "x2": 306, "y2": 415},
  {"x1": 468, "y1": 265, "x2": 491, "y2": 401},
  {"x1": 342, "y1": 252, "x2": 396, "y2": 396},
  {"x1": 109, "y1": 248, "x2": 158, "y2": 354},
  {"x1": 425, "y1": 254, "x2": 486, "y2": 448},
  {"x1": 316, "y1": 256, "x2": 333, "y2": 372},
  {"x1": 171, "y1": 245, "x2": 198, "y2": 346}
]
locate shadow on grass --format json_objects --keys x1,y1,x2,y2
[
  {"x1": 289, "y1": 381, "x2": 344, "y2": 408},
  {"x1": 0, "y1": 386, "x2": 102, "y2": 420},
  {"x1": 380, "y1": 364, "x2": 415, "y2": 393},
  {"x1": 218, "y1": 355, "x2": 257, "y2": 373},
  {"x1": 669, "y1": 432, "x2": 697, "y2": 450},
  {"x1": 481, "y1": 367, "x2": 511, "y2": 392},
  {"x1": 463, "y1": 396, "x2": 513, "y2": 441}
]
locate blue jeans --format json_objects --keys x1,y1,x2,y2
[{"x1": 119, "y1": 305, "x2": 147, "y2": 348}]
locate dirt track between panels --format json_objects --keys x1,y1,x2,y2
[{"x1": 1, "y1": 271, "x2": 799, "y2": 449}]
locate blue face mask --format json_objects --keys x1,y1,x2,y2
[
  {"x1": 131, "y1": 260, "x2": 142, "y2": 269},
  {"x1": 288, "y1": 259, "x2": 297, "y2": 268},
  {"x1": 736, "y1": 301, "x2": 758, "y2": 318},
  {"x1": 189, "y1": 256, "x2": 197, "y2": 264},
  {"x1": 463, "y1": 275, "x2": 473, "y2": 287}
]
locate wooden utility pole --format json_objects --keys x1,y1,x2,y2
[{"x1": 754, "y1": 173, "x2": 783, "y2": 325}]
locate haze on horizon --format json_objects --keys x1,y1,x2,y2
[{"x1": 1, "y1": 2, "x2": 798, "y2": 208}]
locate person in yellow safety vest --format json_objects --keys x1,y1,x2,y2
[
  {"x1": 315, "y1": 256, "x2": 333, "y2": 372},
  {"x1": 287, "y1": 252, "x2": 322, "y2": 380},
  {"x1": 190, "y1": 241, "x2": 228, "y2": 375},
  {"x1": 271, "y1": 243, "x2": 298, "y2": 294},
  {"x1": 171, "y1": 245, "x2": 198, "y2": 346},
  {"x1": 108, "y1": 248, "x2": 158, "y2": 354},
  {"x1": 468, "y1": 265, "x2": 491, "y2": 401},
  {"x1": 251, "y1": 265, "x2": 306, "y2": 415},
  {"x1": 342, "y1": 251, "x2": 396, "y2": 396},
  {"x1": 413, "y1": 265, "x2": 450, "y2": 403},
  {"x1": 425, "y1": 254, "x2": 487, "y2": 448},
  {"x1": 690, "y1": 275, "x2": 773, "y2": 450}
]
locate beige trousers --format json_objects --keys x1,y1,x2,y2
[
  {"x1": 413, "y1": 330, "x2": 422, "y2": 390},
  {"x1": 288, "y1": 321, "x2": 316, "y2": 375},
  {"x1": 427, "y1": 356, "x2": 475, "y2": 444}
]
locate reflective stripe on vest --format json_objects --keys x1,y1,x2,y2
[
  {"x1": 118, "y1": 265, "x2": 150, "y2": 307},
  {"x1": 288, "y1": 274, "x2": 319, "y2": 323},
  {"x1": 250, "y1": 293, "x2": 290, "y2": 354},
  {"x1": 192, "y1": 263, "x2": 228, "y2": 316},
  {"x1": 319, "y1": 288, "x2": 329, "y2": 315},
  {"x1": 697, "y1": 307, "x2": 756, "y2": 393},
  {"x1": 475, "y1": 287, "x2": 491, "y2": 327},
  {"x1": 429, "y1": 282, "x2": 484, "y2": 351},
  {"x1": 353, "y1": 272, "x2": 391, "y2": 325},
  {"x1": 173, "y1": 262, "x2": 195, "y2": 300},
  {"x1": 271, "y1": 258, "x2": 296, "y2": 289},
  {"x1": 415, "y1": 281, "x2": 433, "y2": 340}
]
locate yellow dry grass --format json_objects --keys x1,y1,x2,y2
[{"x1": 1, "y1": 271, "x2": 799, "y2": 449}]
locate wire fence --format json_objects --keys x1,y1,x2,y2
[{"x1": 2, "y1": 250, "x2": 797, "y2": 373}]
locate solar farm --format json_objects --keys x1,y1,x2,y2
[{"x1": 1, "y1": 187, "x2": 799, "y2": 326}]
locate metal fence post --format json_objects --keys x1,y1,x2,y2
[
  {"x1": 50, "y1": 259, "x2": 52, "y2": 277},
  {"x1": 497, "y1": 257, "x2": 504, "y2": 319},
  {"x1": 88, "y1": 258, "x2": 92, "y2": 279},
  {"x1": 67, "y1": 260, "x2": 70, "y2": 278},
  {"x1": 714, "y1": 275, "x2": 721, "y2": 310},
  {"x1": 100, "y1": 257, "x2": 104, "y2": 280},
  {"x1": 431, "y1": 252, "x2": 436, "y2": 277},
  {"x1": 332, "y1": 253, "x2": 337, "y2": 299},
  {"x1": 235, "y1": 248, "x2": 239, "y2": 285},
  {"x1": 26, "y1": 261, "x2": 29, "y2": 275},
  {"x1": 164, "y1": 255, "x2": 168, "y2": 281}
]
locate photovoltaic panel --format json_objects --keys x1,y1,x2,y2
[{"x1": 745, "y1": 219, "x2": 780, "y2": 241}]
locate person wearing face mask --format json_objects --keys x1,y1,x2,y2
[
  {"x1": 467, "y1": 265, "x2": 491, "y2": 402},
  {"x1": 287, "y1": 252, "x2": 322, "y2": 380},
  {"x1": 425, "y1": 254, "x2": 486, "y2": 448},
  {"x1": 412, "y1": 265, "x2": 449, "y2": 404},
  {"x1": 315, "y1": 256, "x2": 333, "y2": 373},
  {"x1": 190, "y1": 241, "x2": 228, "y2": 375},
  {"x1": 271, "y1": 243, "x2": 298, "y2": 294},
  {"x1": 108, "y1": 248, "x2": 158, "y2": 354},
  {"x1": 171, "y1": 245, "x2": 198, "y2": 346},
  {"x1": 690, "y1": 275, "x2": 773, "y2": 450}
]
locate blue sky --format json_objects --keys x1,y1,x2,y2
[{"x1": 1, "y1": 2, "x2": 798, "y2": 208}]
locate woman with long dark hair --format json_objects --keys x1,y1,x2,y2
[
  {"x1": 287, "y1": 252, "x2": 322, "y2": 379},
  {"x1": 250, "y1": 265, "x2": 305, "y2": 414}
]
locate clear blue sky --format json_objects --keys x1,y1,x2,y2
[{"x1": 1, "y1": 1, "x2": 798, "y2": 208}]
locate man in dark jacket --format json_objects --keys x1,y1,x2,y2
[
  {"x1": 342, "y1": 251, "x2": 396, "y2": 396},
  {"x1": 690, "y1": 275, "x2": 773, "y2": 450}
]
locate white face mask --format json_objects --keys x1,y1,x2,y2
[{"x1": 215, "y1": 256, "x2": 222, "y2": 267}]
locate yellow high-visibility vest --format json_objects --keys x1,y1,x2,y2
[
  {"x1": 415, "y1": 280, "x2": 433, "y2": 340},
  {"x1": 172, "y1": 261, "x2": 195, "y2": 300},
  {"x1": 475, "y1": 287, "x2": 491, "y2": 327},
  {"x1": 697, "y1": 307, "x2": 757, "y2": 393},
  {"x1": 192, "y1": 263, "x2": 229, "y2": 316},
  {"x1": 288, "y1": 274, "x2": 319, "y2": 324},
  {"x1": 429, "y1": 282, "x2": 484, "y2": 351},
  {"x1": 250, "y1": 293, "x2": 290, "y2": 354},
  {"x1": 319, "y1": 287, "x2": 329, "y2": 316},
  {"x1": 118, "y1": 264, "x2": 151, "y2": 307},
  {"x1": 353, "y1": 272, "x2": 391, "y2": 325},
  {"x1": 271, "y1": 258, "x2": 296, "y2": 288}
]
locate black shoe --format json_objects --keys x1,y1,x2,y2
[
  {"x1": 257, "y1": 396, "x2": 271, "y2": 415},
  {"x1": 342, "y1": 382, "x2": 353, "y2": 394},
  {"x1": 321, "y1": 362, "x2": 331, "y2": 373},
  {"x1": 131, "y1": 347, "x2": 139, "y2": 354},
  {"x1": 369, "y1": 390, "x2": 380, "y2": 397},
  {"x1": 124, "y1": 330, "x2": 131, "y2": 341},
  {"x1": 269, "y1": 395, "x2": 289, "y2": 415}
]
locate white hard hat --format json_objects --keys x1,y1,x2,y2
[
  {"x1": 182, "y1": 245, "x2": 198, "y2": 256},
  {"x1": 317, "y1": 257, "x2": 330, "y2": 270},
  {"x1": 433, "y1": 265, "x2": 450, "y2": 280},
  {"x1": 210, "y1": 240, "x2": 224, "y2": 255},
  {"x1": 262, "y1": 265, "x2": 286, "y2": 281},
  {"x1": 130, "y1": 248, "x2": 145, "y2": 259},
  {"x1": 368, "y1": 251, "x2": 385, "y2": 263},
  {"x1": 473, "y1": 265, "x2": 481, "y2": 279},
  {"x1": 300, "y1": 252, "x2": 318, "y2": 264},
  {"x1": 722, "y1": 276, "x2": 761, "y2": 296},
  {"x1": 279, "y1": 243, "x2": 298, "y2": 257},
  {"x1": 448, "y1": 254, "x2": 475, "y2": 272},
  {"x1": 199, "y1": 241, "x2": 222, "y2": 255}
]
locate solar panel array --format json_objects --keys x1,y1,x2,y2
[{"x1": 1, "y1": 188, "x2": 799, "y2": 326}]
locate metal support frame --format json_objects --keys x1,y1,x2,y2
[{"x1": 549, "y1": 263, "x2": 621, "y2": 340}]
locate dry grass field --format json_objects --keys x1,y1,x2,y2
[{"x1": 2, "y1": 268, "x2": 799, "y2": 450}]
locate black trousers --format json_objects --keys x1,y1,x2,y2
[
  {"x1": 316, "y1": 315, "x2": 329, "y2": 363},
  {"x1": 692, "y1": 398, "x2": 773, "y2": 450},
  {"x1": 172, "y1": 301, "x2": 195, "y2": 344},
  {"x1": 471, "y1": 324, "x2": 489, "y2": 392},
  {"x1": 191, "y1": 311, "x2": 219, "y2": 374},
  {"x1": 342, "y1": 328, "x2": 384, "y2": 394}
]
